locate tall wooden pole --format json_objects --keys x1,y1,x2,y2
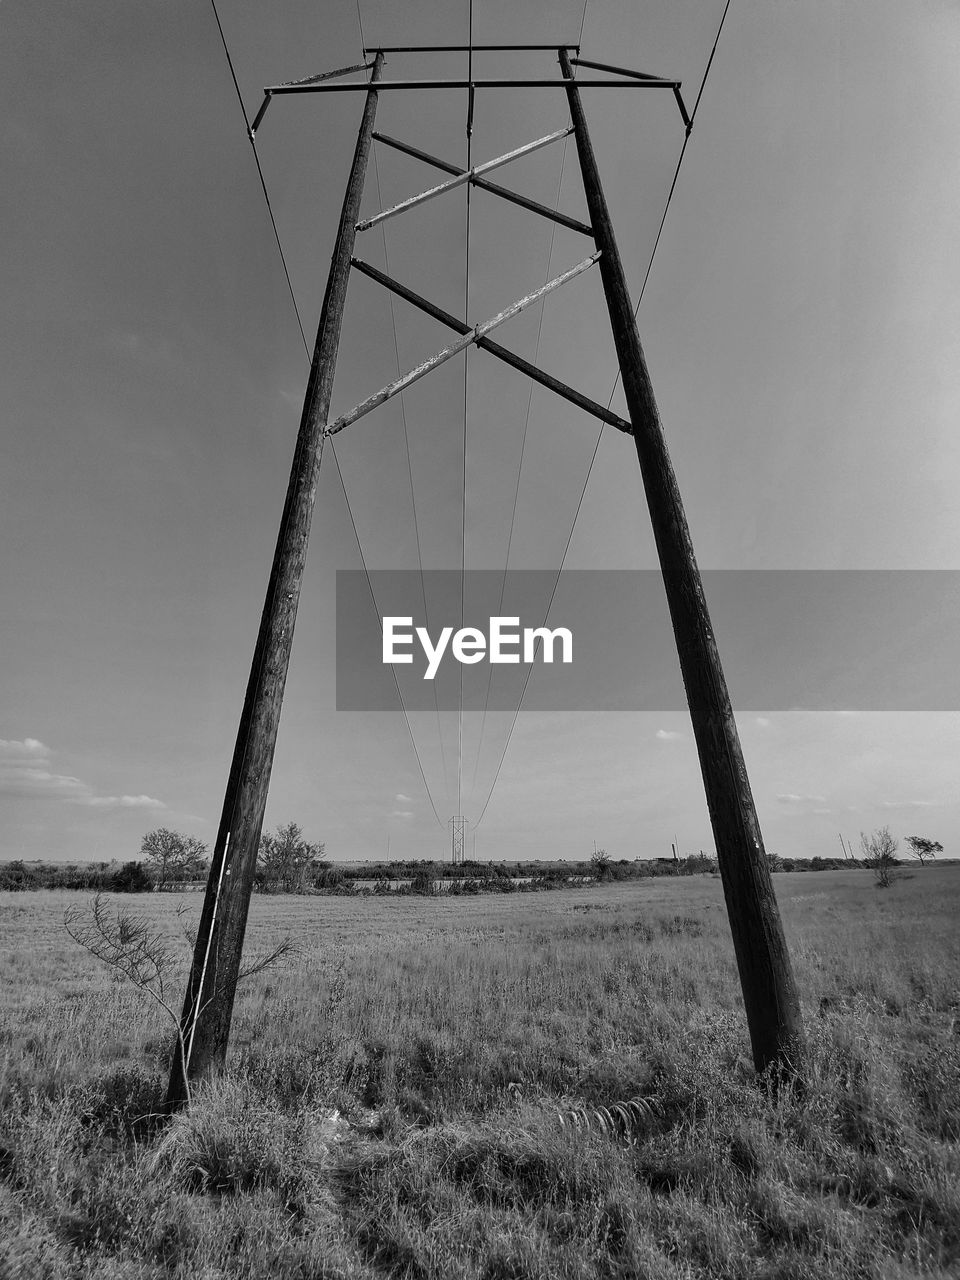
[
  {"x1": 166, "y1": 53, "x2": 384, "y2": 1108},
  {"x1": 560, "y1": 48, "x2": 804, "y2": 1078}
]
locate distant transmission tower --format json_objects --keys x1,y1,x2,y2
[{"x1": 450, "y1": 815, "x2": 465, "y2": 865}]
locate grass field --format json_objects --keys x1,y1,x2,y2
[{"x1": 1, "y1": 868, "x2": 959, "y2": 1279}]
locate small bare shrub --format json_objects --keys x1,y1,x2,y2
[
  {"x1": 64, "y1": 894, "x2": 293, "y2": 1105},
  {"x1": 860, "y1": 827, "x2": 899, "y2": 888}
]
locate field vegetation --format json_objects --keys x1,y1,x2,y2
[
  {"x1": 1, "y1": 868, "x2": 958, "y2": 1278},
  {"x1": 0, "y1": 846, "x2": 863, "y2": 895}
]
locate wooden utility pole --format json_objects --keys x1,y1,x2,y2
[
  {"x1": 560, "y1": 48, "x2": 804, "y2": 1078},
  {"x1": 166, "y1": 53, "x2": 384, "y2": 1108}
]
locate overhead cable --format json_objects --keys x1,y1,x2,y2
[
  {"x1": 209, "y1": 0, "x2": 446, "y2": 828},
  {"x1": 208, "y1": 0, "x2": 310, "y2": 359},
  {"x1": 474, "y1": 0, "x2": 734, "y2": 827}
]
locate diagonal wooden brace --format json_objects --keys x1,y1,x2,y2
[
  {"x1": 356, "y1": 127, "x2": 573, "y2": 233},
  {"x1": 324, "y1": 252, "x2": 601, "y2": 438},
  {"x1": 351, "y1": 257, "x2": 632, "y2": 433},
  {"x1": 373, "y1": 131, "x2": 594, "y2": 237}
]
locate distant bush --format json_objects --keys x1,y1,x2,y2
[
  {"x1": 328, "y1": 880, "x2": 357, "y2": 896},
  {"x1": 0, "y1": 860, "x2": 42, "y2": 891},
  {"x1": 411, "y1": 870, "x2": 436, "y2": 896},
  {"x1": 680, "y1": 853, "x2": 718, "y2": 876},
  {"x1": 140, "y1": 828, "x2": 208, "y2": 889},
  {"x1": 905, "y1": 835, "x2": 942, "y2": 867},
  {"x1": 0, "y1": 860, "x2": 153, "y2": 892},
  {"x1": 315, "y1": 864, "x2": 346, "y2": 890},
  {"x1": 861, "y1": 826, "x2": 900, "y2": 888},
  {"x1": 256, "y1": 822, "x2": 324, "y2": 894},
  {"x1": 110, "y1": 861, "x2": 153, "y2": 893}
]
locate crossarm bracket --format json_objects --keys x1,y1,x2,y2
[
  {"x1": 251, "y1": 60, "x2": 374, "y2": 136},
  {"x1": 569, "y1": 56, "x2": 691, "y2": 130}
]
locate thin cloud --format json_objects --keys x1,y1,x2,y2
[
  {"x1": 395, "y1": 793, "x2": 413, "y2": 803},
  {"x1": 776, "y1": 793, "x2": 827, "y2": 805},
  {"x1": 0, "y1": 738, "x2": 165, "y2": 811},
  {"x1": 656, "y1": 729, "x2": 683, "y2": 741},
  {"x1": 391, "y1": 809, "x2": 414, "y2": 819},
  {"x1": 0, "y1": 737, "x2": 47, "y2": 760},
  {"x1": 755, "y1": 717, "x2": 771, "y2": 728},
  {"x1": 107, "y1": 328, "x2": 175, "y2": 370},
  {"x1": 86, "y1": 794, "x2": 166, "y2": 810},
  {"x1": 880, "y1": 799, "x2": 934, "y2": 810}
]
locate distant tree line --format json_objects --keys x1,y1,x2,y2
[
  {"x1": 0, "y1": 828, "x2": 211, "y2": 893},
  {"x1": 0, "y1": 824, "x2": 943, "y2": 893},
  {"x1": 0, "y1": 824, "x2": 327, "y2": 894},
  {"x1": 767, "y1": 854, "x2": 861, "y2": 874},
  {"x1": 0, "y1": 858, "x2": 154, "y2": 893}
]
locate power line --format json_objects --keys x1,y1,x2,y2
[
  {"x1": 212, "y1": 0, "x2": 733, "y2": 836},
  {"x1": 469, "y1": 9, "x2": 586, "y2": 812},
  {"x1": 251, "y1": 141, "x2": 311, "y2": 360},
  {"x1": 468, "y1": 133, "x2": 570, "y2": 803},
  {"x1": 208, "y1": 0, "x2": 310, "y2": 360},
  {"x1": 353, "y1": 0, "x2": 460, "y2": 829},
  {"x1": 473, "y1": 0, "x2": 734, "y2": 828},
  {"x1": 350, "y1": 0, "x2": 447, "y2": 826},
  {"x1": 184, "y1": 0, "x2": 350, "y2": 1048},
  {"x1": 209, "y1": 0, "x2": 446, "y2": 829},
  {"x1": 604, "y1": 0, "x2": 733, "y2": 408},
  {"x1": 352, "y1": 0, "x2": 456, "y2": 823},
  {"x1": 471, "y1": 27, "x2": 590, "y2": 825},
  {"x1": 473, "y1": 421, "x2": 603, "y2": 829},
  {"x1": 692, "y1": 0, "x2": 733, "y2": 120},
  {"x1": 577, "y1": 0, "x2": 590, "y2": 50},
  {"x1": 371, "y1": 142, "x2": 452, "y2": 812},
  {"x1": 331, "y1": 442, "x2": 447, "y2": 828},
  {"x1": 458, "y1": 0, "x2": 475, "y2": 821},
  {"x1": 202, "y1": 0, "x2": 321, "y2": 869}
]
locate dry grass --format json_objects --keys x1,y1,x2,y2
[{"x1": 1, "y1": 868, "x2": 959, "y2": 1278}]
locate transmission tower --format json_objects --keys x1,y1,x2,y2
[
  {"x1": 167, "y1": 41, "x2": 805, "y2": 1107},
  {"x1": 450, "y1": 815, "x2": 466, "y2": 865}
]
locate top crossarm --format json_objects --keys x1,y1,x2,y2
[
  {"x1": 264, "y1": 77, "x2": 681, "y2": 94},
  {"x1": 569, "y1": 55, "x2": 692, "y2": 127},
  {"x1": 250, "y1": 59, "x2": 374, "y2": 134},
  {"x1": 363, "y1": 44, "x2": 582, "y2": 53}
]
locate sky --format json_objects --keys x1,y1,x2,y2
[{"x1": 1, "y1": 0, "x2": 959, "y2": 865}]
